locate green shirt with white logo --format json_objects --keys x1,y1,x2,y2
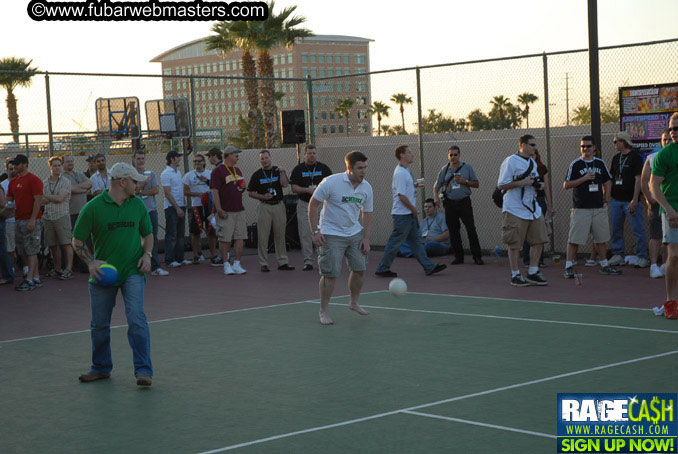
[
  {"x1": 73, "y1": 190, "x2": 152, "y2": 286},
  {"x1": 651, "y1": 142, "x2": 678, "y2": 214}
]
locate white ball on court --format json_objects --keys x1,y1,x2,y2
[{"x1": 389, "y1": 278, "x2": 407, "y2": 297}]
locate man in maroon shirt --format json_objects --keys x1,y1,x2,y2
[
  {"x1": 6, "y1": 154, "x2": 44, "y2": 291},
  {"x1": 210, "y1": 146, "x2": 247, "y2": 275}
]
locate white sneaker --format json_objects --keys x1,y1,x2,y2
[
  {"x1": 608, "y1": 255, "x2": 624, "y2": 266},
  {"x1": 168, "y1": 261, "x2": 182, "y2": 268},
  {"x1": 660, "y1": 263, "x2": 667, "y2": 275},
  {"x1": 635, "y1": 258, "x2": 649, "y2": 268},
  {"x1": 181, "y1": 259, "x2": 192, "y2": 266},
  {"x1": 151, "y1": 268, "x2": 169, "y2": 276},
  {"x1": 585, "y1": 259, "x2": 599, "y2": 267},
  {"x1": 198, "y1": 255, "x2": 206, "y2": 262},
  {"x1": 653, "y1": 306, "x2": 665, "y2": 316},
  {"x1": 650, "y1": 264, "x2": 663, "y2": 279},
  {"x1": 625, "y1": 255, "x2": 639, "y2": 266},
  {"x1": 231, "y1": 263, "x2": 247, "y2": 274},
  {"x1": 223, "y1": 262, "x2": 234, "y2": 275}
]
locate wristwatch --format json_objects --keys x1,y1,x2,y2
[
  {"x1": 145, "y1": 251, "x2": 152, "y2": 258},
  {"x1": 312, "y1": 229, "x2": 320, "y2": 235}
]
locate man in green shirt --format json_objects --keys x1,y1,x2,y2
[
  {"x1": 72, "y1": 162, "x2": 155, "y2": 386},
  {"x1": 650, "y1": 112, "x2": 678, "y2": 319}
]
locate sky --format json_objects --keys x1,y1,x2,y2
[{"x1": 0, "y1": 0, "x2": 677, "y2": 137}]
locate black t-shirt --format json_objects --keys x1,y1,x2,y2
[
  {"x1": 610, "y1": 151, "x2": 643, "y2": 202},
  {"x1": 565, "y1": 157, "x2": 611, "y2": 209},
  {"x1": 289, "y1": 161, "x2": 332, "y2": 203},
  {"x1": 247, "y1": 167, "x2": 284, "y2": 204}
]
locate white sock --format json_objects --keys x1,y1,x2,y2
[
  {"x1": 600, "y1": 259, "x2": 609, "y2": 267},
  {"x1": 528, "y1": 266, "x2": 539, "y2": 275},
  {"x1": 565, "y1": 261, "x2": 573, "y2": 268},
  {"x1": 511, "y1": 270, "x2": 520, "y2": 277},
  {"x1": 233, "y1": 260, "x2": 240, "y2": 266}
]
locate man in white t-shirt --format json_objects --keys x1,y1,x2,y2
[
  {"x1": 183, "y1": 153, "x2": 217, "y2": 264},
  {"x1": 375, "y1": 145, "x2": 447, "y2": 278},
  {"x1": 309, "y1": 151, "x2": 373, "y2": 325},
  {"x1": 497, "y1": 134, "x2": 549, "y2": 287},
  {"x1": 89, "y1": 154, "x2": 110, "y2": 196},
  {"x1": 161, "y1": 150, "x2": 190, "y2": 268}
]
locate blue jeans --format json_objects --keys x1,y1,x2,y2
[
  {"x1": 400, "y1": 240, "x2": 449, "y2": 258},
  {"x1": 610, "y1": 199, "x2": 648, "y2": 259},
  {"x1": 164, "y1": 206, "x2": 185, "y2": 264},
  {"x1": 0, "y1": 219, "x2": 14, "y2": 281},
  {"x1": 377, "y1": 214, "x2": 436, "y2": 274},
  {"x1": 148, "y1": 210, "x2": 160, "y2": 271},
  {"x1": 88, "y1": 274, "x2": 152, "y2": 376}
]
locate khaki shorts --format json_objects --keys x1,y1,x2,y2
[
  {"x1": 216, "y1": 211, "x2": 247, "y2": 242},
  {"x1": 318, "y1": 232, "x2": 367, "y2": 278},
  {"x1": 501, "y1": 212, "x2": 548, "y2": 248},
  {"x1": 44, "y1": 215, "x2": 72, "y2": 246},
  {"x1": 567, "y1": 207, "x2": 610, "y2": 245},
  {"x1": 15, "y1": 219, "x2": 43, "y2": 256},
  {"x1": 5, "y1": 221, "x2": 15, "y2": 253}
]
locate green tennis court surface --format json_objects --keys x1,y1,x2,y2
[{"x1": 1, "y1": 292, "x2": 676, "y2": 453}]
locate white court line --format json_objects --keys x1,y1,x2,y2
[
  {"x1": 0, "y1": 290, "x2": 387, "y2": 345},
  {"x1": 401, "y1": 410, "x2": 556, "y2": 439},
  {"x1": 406, "y1": 291, "x2": 649, "y2": 312},
  {"x1": 198, "y1": 350, "x2": 678, "y2": 453},
  {"x1": 327, "y1": 303, "x2": 678, "y2": 334}
]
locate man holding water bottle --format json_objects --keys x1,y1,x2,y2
[
  {"x1": 375, "y1": 145, "x2": 447, "y2": 277},
  {"x1": 563, "y1": 135, "x2": 621, "y2": 279}
]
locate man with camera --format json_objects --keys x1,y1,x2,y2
[
  {"x1": 433, "y1": 145, "x2": 483, "y2": 265},
  {"x1": 563, "y1": 136, "x2": 621, "y2": 279},
  {"x1": 497, "y1": 135, "x2": 549, "y2": 286}
]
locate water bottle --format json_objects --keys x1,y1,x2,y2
[{"x1": 494, "y1": 244, "x2": 501, "y2": 262}]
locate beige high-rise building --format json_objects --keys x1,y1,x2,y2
[{"x1": 150, "y1": 35, "x2": 373, "y2": 141}]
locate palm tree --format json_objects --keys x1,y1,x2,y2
[
  {"x1": 490, "y1": 95, "x2": 511, "y2": 124},
  {"x1": 517, "y1": 92, "x2": 538, "y2": 128},
  {"x1": 366, "y1": 101, "x2": 390, "y2": 136},
  {"x1": 206, "y1": 22, "x2": 264, "y2": 147},
  {"x1": 334, "y1": 98, "x2": 354, "y2": 136},
  {"x1": 0, "y1": 57, "x2": 38, "y2": 143},
  {"x1": 571, "y1": 105, "x2": 591, "y2": 125},
  {"x1": 390, "y1": 93, "x2": 412, "y2": 134},
  {"x1": 255, "y1": 1, "x2": 312, "y2": 147}
]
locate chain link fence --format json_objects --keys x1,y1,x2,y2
[{"x1": 1, "y1": 38, "x2": 675, "y2": 253}]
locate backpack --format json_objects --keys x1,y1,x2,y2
[{"x1": 492, "y1": 157, "x2": 534, "y2": 208}]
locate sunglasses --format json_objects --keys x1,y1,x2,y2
[
  {"x1": 668, "y1": 126, "x2": 678, "y2": 132},
  {"x1": 581, "y1": 144, "x2": 594, "y2": 148},
  {"x1": 527, "y1": 143, "x2": 537, "y2": 147},
  {"x1": 449, "y1": 153, "x2": 459, "y2": 156}
]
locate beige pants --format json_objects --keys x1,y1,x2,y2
[
  {"x1": 296, "y1": 199, "x2": 317, "y2": 265},
  {"x1": 257, "y1": 202, "x2": 288, "y2": 267}
]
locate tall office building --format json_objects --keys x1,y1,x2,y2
[{"x1": 151, "y1": 35, "x2": 373, "y2": 140}]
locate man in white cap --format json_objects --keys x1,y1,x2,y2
[
  {"x1": 72, "y1": 162, "x2": 155, "y2": 387},
  {"x1": 608, "y1": 131, "x2": 648, "y2": 268}
]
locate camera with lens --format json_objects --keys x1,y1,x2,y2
[{"x1": 531, "y1": 176, "x2": 543, "y2": 188}]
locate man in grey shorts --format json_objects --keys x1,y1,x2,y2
[{"x1": 308, "y1": 151, "x2": 374, "y2": 325}]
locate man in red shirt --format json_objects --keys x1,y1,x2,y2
[
  {"x1": 6, "y1": 154, "x2": 44, "y2": 291},
  {"x1": 209, "y1": 146, "x2": 247, "y2": 275}
]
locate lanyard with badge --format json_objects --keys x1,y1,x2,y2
[
  {"x1": 224, "y1": 164, "x2": 245, "y2": 191},
  {"x1": 306, "y1": 164, "x2": 318, "y2": 189},
  {"x1": 585, "y1": 162, "x2": 598, "y2": 193},
  {"x1": 421, "y1": 217, "x2": 433, "y2": 238},
  {"x1": 48, "y1": 175, "x2": 62, "y2": 195},
  {"x1": 616, "y1": 155, "x2": 628, "y2": 186},
  {"x1": 263, "y1": 168, "x2": 277, "y2": 197}
]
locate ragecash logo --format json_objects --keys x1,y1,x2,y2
[{"x1": 557, "y1": 393, "x2": 677, "y2": 453}]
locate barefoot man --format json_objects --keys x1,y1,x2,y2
[{"x1": 309, "y1": 151, "x2": 373, "y2": 325}]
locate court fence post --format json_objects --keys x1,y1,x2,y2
[
  {"x1": 416, "y1": 66, "x2": 426, "y2": 211},
  {"x1": 306, "y1": 75, "x2": 315, "y2": 145},
  {"x1": 45, "y1": 72, "x2": 54, "y2": 157},
  {"x1": 542, "y1": 53, "x2": 555, "y2": 254}
]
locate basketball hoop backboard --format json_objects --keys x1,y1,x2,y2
[
  {"x1": 145, "y1": 98, "x2": 191, "y2": 139},
  {"x1": 95, "y1": 97, "x2": 142, "y2": 140}
]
